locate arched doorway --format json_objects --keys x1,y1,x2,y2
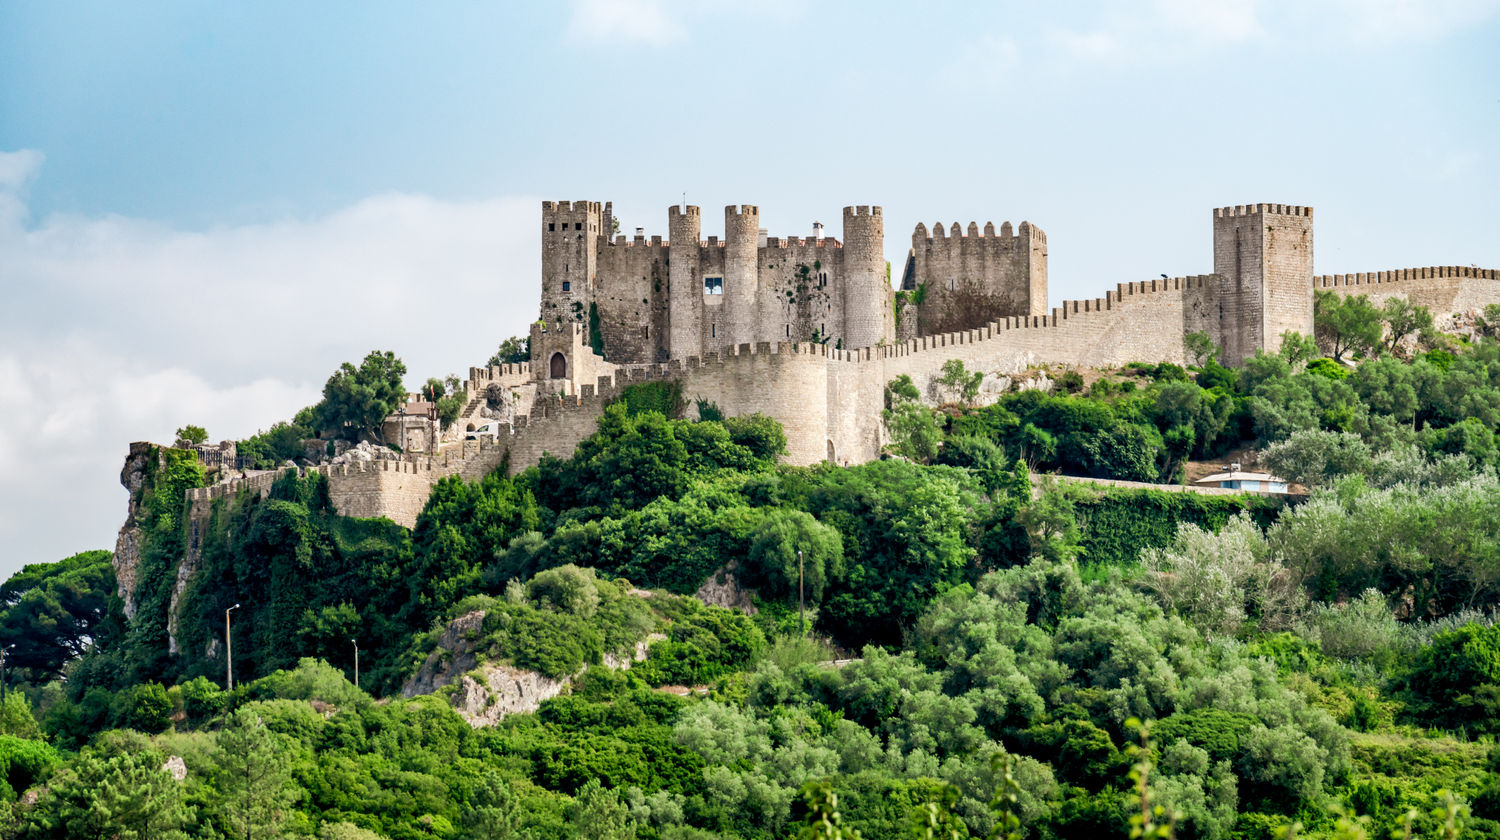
[
  {"x1": 549, "y1": 352, "x2": 568, "y2": 379},
  {"x1": 827, "y1": 440, "x2": 836, "y2": 462}
]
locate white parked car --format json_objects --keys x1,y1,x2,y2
[{"x1": 465, "y1": 421, "x2": 503, "y2": 441}]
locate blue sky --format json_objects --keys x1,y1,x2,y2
[{"x1": 2, "y1": 0, "x2": 1498, "y2": 578}]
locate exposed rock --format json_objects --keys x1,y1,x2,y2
[
  {"x1": 401, "y1": 609, "x2": 487, "y2": 698},
  {"x1": 162, "y1": 755, "x2": 187, "y2": 782},
  {"x1": 112, "y1": 442, "x2": 156, "y2": 619},
  {"x1": 694, "y1": 564, "x2": 757, "y2": 614},
  {"x1": 449, "y1": 664, "x2": 570, "y2": 727},
  {"x1": 327, "y1": 441, "x2": 400, "y2": 467},
  {"x1": 403, "y1": 610, "x2": 662, "y2": 727}
]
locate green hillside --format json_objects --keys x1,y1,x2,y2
[{"x1": 3, "y1": 336, "x2": 1500, "y2": 839}]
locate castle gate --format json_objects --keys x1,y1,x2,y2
[{"x1": 549, "y1": 352, "x2": 567, "y2": 379}]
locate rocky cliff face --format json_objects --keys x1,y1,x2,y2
[
  {"x1": 112, "y1": 442, "x2": 156, "y2": 620},
  {"x1": 401, "y1": 609, "x2": 656, "y2": 727}
]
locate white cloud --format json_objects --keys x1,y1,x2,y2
[
  {"x1": 565, "y1": 0, "x2": 687, "y2": 46},
  {"x1": 0, "y1": 151, "x2": 543, "y2": 577}
]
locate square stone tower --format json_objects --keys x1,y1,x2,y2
[{"x1": 1213, "y1": 204, "x2": 1314, "y2": 364}]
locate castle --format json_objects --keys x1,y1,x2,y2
[{"x1": 171, "y1": 200, "x2": 1500, "y2": 534}]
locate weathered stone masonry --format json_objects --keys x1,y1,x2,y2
[{"x1": 179, "y1": 201, "x2": 1500, "y2": 533}]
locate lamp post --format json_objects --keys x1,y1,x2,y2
[
  {"x1": 225, "y1": 603, "x2": 241, "y2": 691},
  {"x1": 0, "y1": 644, "x2": 12, "y2": 705},
  {"x1": 350, "y1": 638, "x2": 359, "y2": 690},
  {"x1": 797, "y1": 550, "x2": 805, "y2": 637}
]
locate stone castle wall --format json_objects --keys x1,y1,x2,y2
[
  {"x1": 907, "y1": 218, "x2": 1048, "y2": 333},
  {"x1": 1315, "y1": 266, "x2": 1500, "y2": 314}
]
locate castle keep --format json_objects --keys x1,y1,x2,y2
[{"x1": 167, "y1": 200, "x2": 1500, "y2": 532}]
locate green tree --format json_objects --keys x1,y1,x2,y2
[
  {"x1": 174, "y1": 425, "x2": 209, "y2": 446},
  {"x1": 20, "y1": 738, "x2": 192, "y2": 840},
  {"x1": 0, "y1": 694, "x2": 42, "y2": 740},
  {"x1": 110, "y1": 683, "x2": 171, "y2": 734},
  {"x1": 487, "y1": 335, "x2": 531, "y2": 366},
  {"x1": 936, "y1": 359, "x2": 984, "y2": 406},
  {"x1": 747, "y1": 509, "x2": 845, "y2": 608},
  {"x1": 1381, "y1": 297, "x2": 1434, "y2": 355},
  {"x1": 421, "y1": 374, "x2": 465, "y2": 430},
  {"x1": 569, "y1": 778, "x2": 635, "y2": 840},
  {"x1": 0, "y1": 550, "x2": 118, "y2": 681},
  {"x1": 884, "y1": 375, "x2": 943, "y2": 463},
  {"x1": 796, "y1": 781, "x2": 864, "y2": 840},
  {"x1": 316, "y1": 350, "x2": 408, "y2": 443},
  {"x1": 463, "y1": 769, "x2": 524, "y2": 840},
  {"x1": 213, "y1": 710, "x2": 297, "y2": 840},
  {"x1": 1403, "y1": 623, "x2": 1500, "y2": 735},
  {"x1": 1278, "y1": 331, "x2": 1319, "y2": 367},
  {"x1": 1314, "y1": 291, "x2": 1382, "y2": 362},
  {"x1": 1184, "y1": 331, "x2": 1218, "y2": 367}
]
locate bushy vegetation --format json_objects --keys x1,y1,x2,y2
[{"x1": 4, "y1": 337, "x2": 1500, "y2": 838}]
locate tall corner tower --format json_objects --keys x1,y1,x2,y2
[
  {"x1": 667, "y1": 204, "x2": 703, "y2": 358},
  {"x1": 1018, "y1": 221, "x2": 1049, "y2": 317},
  {"x1": 724, "y1": 205, "x2": 760, "y2": 347},
  {"x1": 541, "y1": 200, "x2": 603, "y2": 329},
  {"x1": 841, "y1": 205, "x2": 891, "y2": 350},
  {"x1": 1212, "y1": 203, "x2": 1314, "y2": 364}
]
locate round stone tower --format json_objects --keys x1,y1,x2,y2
[
  {"x1": 724, "y1": 205, "x2": 760, "y2": 348},
  {"x1": 667, "y1": 205, "x2": 702, "y2": 358},
  {"x1": 841, "y1": 205, "x2": 891, "y2": 350}
]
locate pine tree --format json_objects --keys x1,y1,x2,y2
[{"x1": 214, "y1": 710, "x2": 296, "y2": 840}]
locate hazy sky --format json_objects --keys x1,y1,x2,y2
[{"x1": 2, "y1": 0, "x2": 1498, "y2": 579}]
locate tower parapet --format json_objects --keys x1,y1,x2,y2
[
  {"x1": 841, "y1": 205, "x2": 891, "y2": 350},
  {"x1": 667, "y1": 205, "x2": 702, "y2": 358},
  {"x1": 541, "y1": 201, "x2": 604, "y2": 329},
  {"x1": 1213, "y1": 203, "x2": 1314, "y2": 363},
  {"x1": 724, "y1": 205, "x2": 760, "y2": 348}
]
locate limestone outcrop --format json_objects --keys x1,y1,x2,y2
[
  {"x1": 400, "y1": 608, "x2": 655, "y2": 727},
  {"x1": 112, "y1": 442, "x2": 156, "y2": 619}
]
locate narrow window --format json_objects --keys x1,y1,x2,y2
[
  {"x1": 562, "y1": 281, "x2": 570, "y2": 292},
  {"x1": 786, "y1": 324, "x2": 790, "y2": 336},
  {"x1": 644, "y1": 325, "x2": 649, "y2": 338},
  {"x1": 712, "y1": 324, "x2": 716, "y2": 338}
]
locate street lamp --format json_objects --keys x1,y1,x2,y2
[
  {"x1": 0, "y1": 644, "x2": 12, "y2": 704},
  {"x1": 350, "y1": 638, "x2": 359, "y2": 690},
  {"x1": 797, "y1": 550, "x2": 805, "y2": 637},
  {"x1": 225, "y1": 603, "x2": 241, "y2": 691}
]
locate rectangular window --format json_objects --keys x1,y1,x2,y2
[
  {"x1": 704, "y1": 276, "x2": 724, "y2": 295},
  {"x1": 548, "y1": 223, "x2": 555, "y2": 231},
  {"x1": 712, "y1": 324, "x2": 716, "y2": 338},
  {"x1": 562, "y1": 281, "x2": 570, "y2": 292},
  {"x1": 575, "y1": 222, "x2": 583, "y2": 231},
  {"x1": 786, "y1": 324, "x2": 790, "y2": 336}
]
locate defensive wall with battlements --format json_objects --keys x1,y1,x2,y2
[{"x1": 173, "y1": 200, "x2": 1500, "y2": 535}]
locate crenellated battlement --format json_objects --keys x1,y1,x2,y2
[
  {"x1": 542, "y1": 200, "x2": 603, "y2": 214},
  {"x1": 726, "y1": 205, "x2": 759, "y2": 217},
  {"x1": 1215, "y1": 203, "x2": 1313, "y2": 219},
  {"x1": 762, "y1": 236, "x2": 842, "y2": 250},
  {"x1": 914, "y1": 220, "x2": 1039, "y2": 242},
  {"x1": 608, "y1": 235, "x2": 671, "y2": 249},
  {"x1": 843, "y1": 205, "x2": 881, "y2": 218},
  {"x1": 668, "y1": 205, "x2": 700, "y2": 218},
  {"x1": 1314, "y1": 266, "x2": 1500, "y2": 287}
]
